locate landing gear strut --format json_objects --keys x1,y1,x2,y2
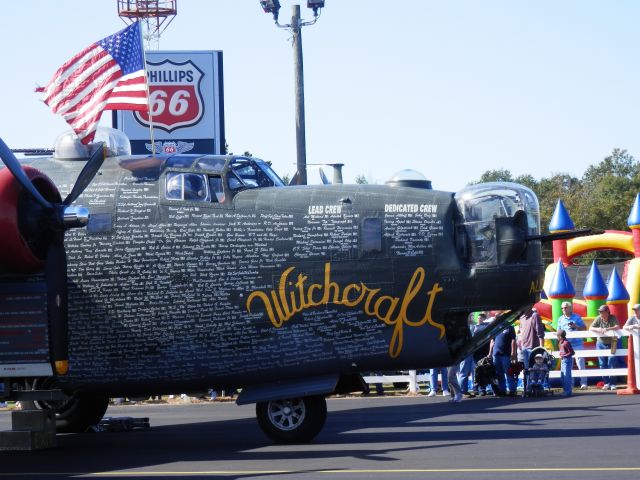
[{"x1": 22, "y1": 378, "x2": 109, "y2": 433}]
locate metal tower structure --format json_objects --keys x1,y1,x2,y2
[{"x1": 117, "y1": 0, "x2": 177, "y2": 50}]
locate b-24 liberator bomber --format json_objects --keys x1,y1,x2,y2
[{"x1": 0, "y1": 128, "x2": 545, "y2": 443}]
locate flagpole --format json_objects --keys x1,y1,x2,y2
[{"x1": 138, "y1": 21, "x2": 156, "y2": 158}]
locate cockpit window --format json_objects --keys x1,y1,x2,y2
[
  {"x1": 227, "y1": 171, "x2": 245, "y2": 191},
  {"x1": 231, "y1": 160, "x2": 268, "y2": 188},
  {"x1": 165, "y1": 172, "x2": 210, "y2": 202},
  {"x1": 255, "y1": 160, "x2": 286, "y2": 187},
  {"x1": 195, "y1": 156, "x2": 226, "y2": 172},
  {"x1": 229, "y1": 159, "x2": 285, "y2": 189},
  {"x1": 209, "y1": 176, "x2": 225, "y2": 203}
]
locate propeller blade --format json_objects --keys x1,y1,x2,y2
[
  {"x1": 319, "y1": 167, "x2": 330, "y2": 185},
  {"x1": 63, "y1": 142, "x2": 105, "y2": 206},
  {"x1": 45, "y1": 234, "x2": 69, "y2": 375},
  {"x1": 331, "y1": 164, "x2": 344, "y2": 184},
  {"x1": 0, "y1": 137, "x2": 53, "y2": 210},
  {"x1": 289, "y1": 170, "x2": 300, "y2": 186}
]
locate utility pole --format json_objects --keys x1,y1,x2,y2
[
  {"x1": 292, "y1": 5, "x2": 307, "y2": 185},
  {"x1": 259, "y1": 1, "x2": 325, "y2": 185}
]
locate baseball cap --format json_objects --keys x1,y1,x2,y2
[
  {"x1": 561, "y1": 301, "x2": 571, "y2": 308},
  {"x1": 535, "y1": 354, "x2": 543, "y2": 359},
  {"x1": 633, "y1": 304, "x2": 640, "y2": 311},
  {"x1": 598, "y1": 305, "x2": 609, "y2": 312}
]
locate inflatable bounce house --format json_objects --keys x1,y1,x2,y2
[{"x1": 534, "y1": 194, "x2": 640, "y2": 361}]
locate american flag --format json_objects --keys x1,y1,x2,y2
[{"x1": 36, "y1": 22, "x2": 148, "y2": 144}]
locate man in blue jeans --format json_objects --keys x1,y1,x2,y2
[
  {"x1": 589, "y1": 304, "x2": 620, "y2": 390},
  {"x1": 557, "y1": 329, "x2": 575, "y2": 396},
  {"x1": 490, "y1": 324, "x2": 518, "y2": 396},
  {"x1": 557, "y1": 301, "x2": 588, "y2": 389}
]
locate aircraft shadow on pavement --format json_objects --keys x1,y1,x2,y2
[{"x1": 1, "y1": 394, "x2": 639, "y2": 479}]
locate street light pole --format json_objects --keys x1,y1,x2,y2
[
  {"x1": 259, "y1": 1, "x2": 325, "y2": 185},
  {"x1": 292, "y1": 4, "x2": 307, "y2": 185}
]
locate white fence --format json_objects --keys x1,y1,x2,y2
[{"x1": 363, "y1": 330, "x2": 640, "y2": 391}]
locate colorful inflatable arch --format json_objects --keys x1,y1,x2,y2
[{"x1": 536, "y1": 195, "x2": 640, "y2": 333}]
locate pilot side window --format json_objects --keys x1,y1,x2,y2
[
  {"x1": 208, "y1": 176, "x2": 225, "y2": 203},
  {"x1": 361, "y1": 218, "x2": 383, "y2": 255},
  {"x1": 165, "y1": 172, "x2": 210, "y2": 202}
]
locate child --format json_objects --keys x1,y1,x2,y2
[
  {"x1": 529, "y1": 354, "x2": 549, "y2": 390},
  {"x1": 557, "y1": 329, "x2": 575, "y2": 397}
]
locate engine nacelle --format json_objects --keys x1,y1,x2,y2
[{"x1": 0, "y1": 166, "x2": 61, "y2": 272}]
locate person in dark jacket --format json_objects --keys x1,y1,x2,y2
[
  {"x1": 472, "y1": 313, "x2": 491, "y2": 396},
  {"x1": 490, "y1": 324, "x2": 518, "y2": 396}
]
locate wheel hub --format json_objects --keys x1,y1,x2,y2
[{"x1": 267, "y1": 398, "x2": 306, "y2": 431}]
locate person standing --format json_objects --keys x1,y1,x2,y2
[
  {"x1": 519, "y1": 307, "x2": 545, "y2": 366},
  {"x1": 556, "y1": 301, "x2": 588, "y2": 389},
  {"x1": 458, "y1": 314, "x2": 477, "y2": 396},
  {"x1": 472, "y1": 313, "x2": 491, "y2": 396},
  {"x1": 589, "y1": 304, "x2": 620, "y2": 390},
  {"x1": 557, "y1": 329, "x2": 575, "y2": 397},
  {"x1": 447, "y1": 363, "x2": 463, "y2": 402},
  {"x1": 623, "y1": 304, "x2": 640, "y2": 332},
  {"x1": 427, "y1": 368, "x2": 450, "y2": 397},
  {"x1": 624, "y1": 305, "x2": 640, "y2": 363},
  {"x1": 490, "y1": 324, "x2": 518, "y2": 396}
]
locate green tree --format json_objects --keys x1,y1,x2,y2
[
  {"x1": 513, "y1": 174, "x2": 538, "y2": 192},
  {"x1": 583, "y1": 148, "x2": 639, "y2": 184},
  {"x1": 355, "y1": 174, "x2": 369, "y2": 184},
  {"x1": 535, "y1": 173, "x2": 581, "y2": 229},
  {"x1": 478, "y1": 168, "x2": 514, "y2": 183},
  {"x1": 573, "y1": 149, "x2": 640, "y2": 233}
]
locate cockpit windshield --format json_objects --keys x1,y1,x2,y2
[
  {"x1": 195, "y1": 156, "x2": 226, "y2": 172},
  {"x1": 228, "y1": 158, "x2": 285, "y2": 189},
  {"x1": 454, "y1": 182, "x2": 540, "y2": 265}
]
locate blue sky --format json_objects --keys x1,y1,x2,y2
[{"x1": 1, "y1": 1, "x2": 639, "y2": 192}]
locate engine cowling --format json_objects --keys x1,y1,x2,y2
[{"x1": 0, "y1": 165, "x2": 61, "y2": 272}]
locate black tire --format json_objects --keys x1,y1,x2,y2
[
  {"x1": 22, "y1": 379, "x2": 109, "y2": 433},
  {"x1": 256, "y1": 395, "x2": 327, "y2": 444}
]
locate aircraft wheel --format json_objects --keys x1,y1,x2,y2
[
  {"x1": 256, "y1": 395, "x2": 327, "y2": 443},
  {"x1": 22, "y1": 379, "x2": 109, "y2": 433}
]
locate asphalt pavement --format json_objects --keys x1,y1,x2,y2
[{"x1": 1, "y1": 390, "x2": 639, "y2": 479}]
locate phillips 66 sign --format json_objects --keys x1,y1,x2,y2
[{"x1": 115, "y1": 50, "x2": 225, "y2": 155}]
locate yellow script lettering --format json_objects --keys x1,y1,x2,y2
[{"x1": 245, "y1": 262, "x2": 445, "y2": 358}]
